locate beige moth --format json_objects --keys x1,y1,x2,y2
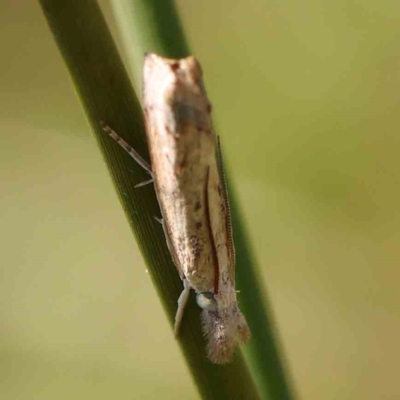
[{"x1": 103, "y1": 53, "x2": 250, "y2": 364}]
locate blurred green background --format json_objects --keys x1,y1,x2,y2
[{"x1": 1, "y1": 1, "x2": 400, "y2": 399}]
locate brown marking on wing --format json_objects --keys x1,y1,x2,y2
[
  {"x1": 178, "y1": 154, "x2": 187, "y2": 170},
  {"x1": 189, "y1": 235, "x2": 202, "y2": 260},
  {"x1": 204, "y1": 167, "x2": 220, "y2": 294},
  {"x1": 194, "y1": 200, "x2": 202, "y2": 211}
]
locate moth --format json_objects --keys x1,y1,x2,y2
[{"x1": 103, "y1": 53, "x2": 250, "y2": 364}]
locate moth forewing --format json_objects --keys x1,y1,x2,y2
[
  {"x1": 139, "y1": 53, "x2": 249, "y2": 363},
  {"x1": 143, "y1": 54, "x2": 216, "y2": 294},
  {"x1": 201, "y1": 143, "x2": 251, "y2": 363}
]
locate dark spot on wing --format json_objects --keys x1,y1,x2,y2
[
  {"x1": 172, "y1": 102, "x2": 210, "y2": 134},
  {"x1": 189, "y1": 235, "x2": 202, "y2": 259},
  {"x1": 194, "y1": 200, "x2": 202, "y2": 210},
  {"x1": 178, "y1": 155, "x2": 187, "y2": 169}
]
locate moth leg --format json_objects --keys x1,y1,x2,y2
[
  {"x1": 156, "y1": 216, "x2": 189, "y2": 336},
  {"x1": 153, "y1": 216, "x2": 162, "y2": 225},
  {"x1": 101, "y1": 122, "x2": 153, "y2": 176},
  {"x1": 134, "y1": 178, "x2": 154, "y2": 188},
  {"x1": 174, "y1": 279, "x2": 191, "y2": 337}
]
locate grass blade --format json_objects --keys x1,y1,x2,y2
[{"x1": 38, "y1": 1, "x2": 263, "y2": 399}]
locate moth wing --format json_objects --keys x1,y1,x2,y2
[
  {"x1": 161, "y1": 218, "x2": 186, "y2": 281},
  {"x1": 216, "y1": 137, "x2": 236, "y2": 280}
]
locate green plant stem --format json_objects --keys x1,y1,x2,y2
[
  {"x1": 38, "y1": 1, "x2": 262, "y2": 399},
  {"x1": 109, "y1": 0, "x2": 189, "y2": 86},
  {"x1": 110, "y1": 1, "x2": 297, "y2": 399},
  {"x1": 231, "y1": 187, "x2": 296, "y2": 400}
]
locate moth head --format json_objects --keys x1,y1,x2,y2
[{"x1": 196, "y1": 292, "x2": 218, "y2": 311}]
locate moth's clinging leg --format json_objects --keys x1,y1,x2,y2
[
  {"x1": 135, "y1": 178, "x2": 154, "y2": 188},
  {"x1": 157, "y1": 217, "x2": 191, "y2": 336},
  {"x1": 153, "y1": 216, "x2": 163, "y2": 225},
  {"x1": 174, "y1": 279, "x2": 191, "y2": 337}
]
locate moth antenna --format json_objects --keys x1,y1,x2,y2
[
  {"x1": 101, "y1": 122, "x2": 153, "y2": 175},
  {"x1": 216, "y1": 137, "x2": 236, "y2": 272}
]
